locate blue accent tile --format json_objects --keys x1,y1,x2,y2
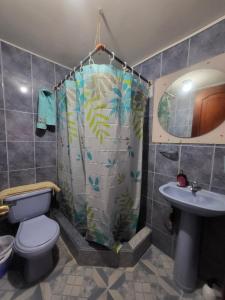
[
  {"x1": 141, "y1": 53, "x2": 161, "y2": 80},
  {"x1": 189, "y1": 19, "x2": 225, "y2": 65},
  {"x1": 161, "y1": 40, "x2": 189, "y2": 75}
]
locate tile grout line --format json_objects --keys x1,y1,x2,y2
[
  {"x1": 9, "y1": 165, "x2": 56, "y2": 172},
  {"x1": 177, "y1": 145, "x2": 182, "y2": 172},
  {"x1": 31, "y1": 54, "x2": 36, "y2": 183},
  {"x1": 0, "y1": 41, "x2": 10, "y2": 187},
  {"x1": 150, "y1": 144, "x2": 157, "y2": 225},
  {"x1": 209, "y1": 144, "x2": 216, "y2": 190},
  {"x1": 186, "y1": 38, "x2": 191, "y2": 67},
  {"x1": 159, "y1": 52, "x2": 163, "y2": 77},
  {"x1": 54, "y1": 64, "x2": 58, "y2": 185}
]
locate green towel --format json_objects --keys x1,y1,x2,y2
[{"x1": 37, "y1": 89, "x2": 56, "y2": 129}]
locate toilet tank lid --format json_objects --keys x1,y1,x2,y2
[{"x1": 5, "y1": 188, "x2": 51, "y2": 203}]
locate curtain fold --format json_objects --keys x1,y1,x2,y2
[{"x1": 57, "y1": 64, "x2": 148, "y2": 250}]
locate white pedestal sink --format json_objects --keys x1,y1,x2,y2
[{"x1": 159, "y1": 182, "x2": 225, "y2": 292}]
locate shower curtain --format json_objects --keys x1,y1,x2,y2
[{"x1": 57, "y1": 64, "x2": 148, "y2": 250}]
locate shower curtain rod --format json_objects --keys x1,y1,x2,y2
[{"x1": 54, "y1": 43, "x2": 151, "y2": 90}]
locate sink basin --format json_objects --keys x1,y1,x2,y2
[
  {"x1": 159, "y1": 182, "x2": 225, "y2": 217},
  {"x1": 159, "y1": 182, "x2": 225, "y2": 293}
]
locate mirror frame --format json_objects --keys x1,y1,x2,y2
[{"x1": 152, "y1": 52, "x2": 225, "y2": 144}]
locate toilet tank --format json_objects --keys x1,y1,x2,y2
[{"x1": 5, "y1": 189, "x2": 52, "y2": 223}]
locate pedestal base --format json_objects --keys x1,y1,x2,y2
[{"x1": 174, "y1": 211, "x2": 202, "y2": 292}]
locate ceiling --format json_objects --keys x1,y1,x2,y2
[{"x1": 0, "y1": 0, "x2": 225, "y2": 68}]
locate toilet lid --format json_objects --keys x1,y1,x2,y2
[{"x1": 16, "y1": 215, "x2": 59, "y2": 248}]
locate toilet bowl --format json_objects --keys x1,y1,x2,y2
[{"x1": 5, "y1": 188, "x2": 60, "y2": 283}]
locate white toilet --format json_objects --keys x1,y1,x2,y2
[{"x1": 5, "y1": 188, "x2": 60, "y2": 283}]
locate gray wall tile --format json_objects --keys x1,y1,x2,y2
[
  {"x1": 141, "y1": 54, "x2": 161, "y2": 80},
  {"x1": 0, "y1": 110, "x2": 5, "y2": 140},
  {"x1": 55, "y1": 64, "x2": 70, "y2": 83},
  {"x1": 9, "y1": 169, "x2": 35, "y2": 187},
  {"x1": 6, "y1": 110, "x2": 33, "y2": 141},
  {"x1": 0, "y1": 43, "x2": 3, "y2": 109},
  {"x1": 153, "y1": 173, "x2": 175, "y2": 207},
  {"x1": 180, "y1": 146, "x2": 213, "y2": 185},
  {"x1": 36, "y1": 166, "x2": 57, "y2": 182},
  {"x1": 0, "y1": 41, "x2": 61, "y2": 191},
  {"x1": 0, "y1": 142, "x2": 7, "y2": 171},
  {"x1": 152, "y1": 201, "x2": 172, "y2": 235},
  {"x1": 8, "y1": 141, "x2": 34, "y2": 170},
  {"x1": 35, "y1": 142, "x2": 56, "y2": 167},
  {"x1": 161, "y1": 40, "x2": 189, "y2": 76},
  {"x1": 136, "y1": 19, "x2": 225, "y2": 269},
  {"x1": 3, "y1": 75, "x2": 32, "y2": 112},
  {"x1": 211, "y1": 147, "x2": 225, "y2": 188},
  {"x1": 0, "y1": 172, "x2": 8, "y2": 189},
  {"x1": 32, "y1": 55, "x2": 55, "y2": 84},
  {"x1": 155, "y1": 144, "x2": 179, "y2": 177},
  {"x1": 189, "y1": 19, "x2": 225, "y2": 65},
  {"x1": 0, "y1": 84, "x2": 3, "y2": 109},
  {"x1": 152, "y1": 227, "x2": 173, "y2": 257},
  {"x1": 1, "y1": 42, "x2": 31, "y2": 79}
]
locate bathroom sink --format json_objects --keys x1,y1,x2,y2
[
  {"x1": 159, "y1": 182, "x2": 225, "y2": 217},
  {"x1": 159, "y1": 182, "x2": 225, "y2": 293}
]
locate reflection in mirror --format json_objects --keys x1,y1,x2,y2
[{"x1": 158, "y1": 69, "x2": 225, "y2": 138}]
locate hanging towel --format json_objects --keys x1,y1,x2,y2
[{"x1": 37, "y1": 89, "x2": 56, "y2": 129}]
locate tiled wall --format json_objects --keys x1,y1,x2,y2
[
  {"x1": 0, "y1": 41, "x2": 69, "y2": 189},
  {"x1": 137, "y1": 19, "x2": 225, "y2": 281}
]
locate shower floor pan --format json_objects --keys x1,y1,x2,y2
[{"x1": 53, "y1": 210, "x2": 152, "y2": 267}]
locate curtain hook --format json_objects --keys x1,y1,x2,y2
[
  {"x1": 88, "y1": 53, "x2": 95, "y2": 65},
  {"x1": 139, "y1": 73, "x2": 141, "y2": 83},
  {"x1": 80, "y1": 61, "x2": 83, "y2": 72},
  {"x1": 110, "y1": 52, "x2": 115, "y2": 64},
  {"x1": 131, "y1": 66, "x2": 134, "y2": 75},
  {"x1": 123, "y1": 62, "x2": 127, "y2": 73}
]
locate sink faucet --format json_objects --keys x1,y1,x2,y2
[{"x1": 190, "y1": 181, "x2": 200, "y2": 193}]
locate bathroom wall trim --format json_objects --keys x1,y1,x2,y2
[{"x1": 133, "y1": 14, "x2": 225, "y2": 68}]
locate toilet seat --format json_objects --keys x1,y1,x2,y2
[{"x1": 14, "y1": 215, "x2": 60, "y2": 258}]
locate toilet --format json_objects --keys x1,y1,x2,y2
[{"x1": 5, "y1": 188, "x2": 60, "y2": 283}]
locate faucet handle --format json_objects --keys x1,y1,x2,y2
[{"x1": 190, "y1": 180, "x2": 200, "y2": 192}]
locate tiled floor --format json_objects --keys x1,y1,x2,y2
[{"x1": 0, "y1": 237, "x2": 203, "y2": 300}]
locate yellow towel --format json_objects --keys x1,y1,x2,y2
[{"x1": 0, "y1": 181, "x2": 61, "y2": 205}]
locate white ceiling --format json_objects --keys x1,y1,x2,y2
[{"x1": 0, "y1": 0, "x2": 225, "y2": 68}]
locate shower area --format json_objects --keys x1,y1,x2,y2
[{"x1": 53, "y1": 45, "x2": 152, "y2": 267}]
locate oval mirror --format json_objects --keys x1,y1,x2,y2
[{"x1": 158, "y1": 69, "x2": 225, "y2": 138}]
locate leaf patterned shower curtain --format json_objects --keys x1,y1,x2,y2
[{"x1": 57, "y1": 64, "x2": 148, "y2": 250}]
